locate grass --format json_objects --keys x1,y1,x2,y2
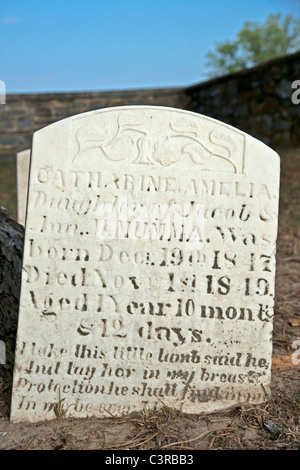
[
  {"x1": 53, "y1": 388, "x2": 66, "y2": 419},
  {"x1": 289, "y1": 393, "x2": 300, "y2": 407},
  {"x1": 260, "y1": 384, "x2": 271, "y2": 401},
  {"x1": 139, "y1": 401, "x2": 178, "y2": 428}
]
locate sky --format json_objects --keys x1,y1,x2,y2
[{"x1": 0, "y1": 0, "x2": 299, "y2": 93}]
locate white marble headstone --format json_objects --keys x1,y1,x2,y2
[
  {"x1": 11, "y1": 106, "x2": 280, "y2": 423},
  {"x1": 16, "y1": 149, "x2": 31, "y2": 226}
]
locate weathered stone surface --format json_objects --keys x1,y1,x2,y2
[
  {"x1": 0, "y1": 206, "x2": 24, "y2": 345},
  {"x1": 10, "y1": 106, "x2": 280, "y2": 423},
  {"x1": 16, "y1": 149, "x2": 31, "y2": 226}
]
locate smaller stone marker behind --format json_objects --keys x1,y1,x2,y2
[
  {"x1": 16, "y1": 149, "x2": 31, "y2": 226},
  {"x1": 10, "y1": 106, "x2": 280, "y2": 423}
]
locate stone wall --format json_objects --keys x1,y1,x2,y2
[
  {"x1": 0, "y1": 88, "x2": 189, "y2": 160},
  {"x1": 187, "y1": 51, "x2": 300, "y2": 149},
  {"x1": 0, "y1": 51, "x2": 299, "y2": 160}
]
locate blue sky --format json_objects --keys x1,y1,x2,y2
[{"x1": 1, "y1": 0, "x2": 299, "y2": 93}]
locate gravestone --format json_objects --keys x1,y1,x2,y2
[
  {"x1": 10, "y1": 106, "x2": 280, "y2": 423},
  {"x1": 16, "y1": 149, "x2": 31, "y2": 226},
  {"x1": 0, "y1": 340, "x2": 5, "y2": 364}
]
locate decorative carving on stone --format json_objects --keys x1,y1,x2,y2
[{"x1": 72, "y1": 109, "x2": 245, "y2": 173}]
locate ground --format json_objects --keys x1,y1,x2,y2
[{"x1": 0, "y1": 147, "x2": 299, "y2": 451}]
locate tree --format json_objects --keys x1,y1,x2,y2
[{"x1": 206, "y1": 13, "x2": 300, "y2": 77}]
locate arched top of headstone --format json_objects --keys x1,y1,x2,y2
[{"x1": 33, "y1": 106, "x2": 279, "y2": 176}]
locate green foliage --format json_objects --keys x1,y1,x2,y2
[
  {"x1": 206, "y1": 13, "x2": 300, "y2": 77},
  {"x1": 54, "y1": 388, "x2": 66, "y2": 419}
]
